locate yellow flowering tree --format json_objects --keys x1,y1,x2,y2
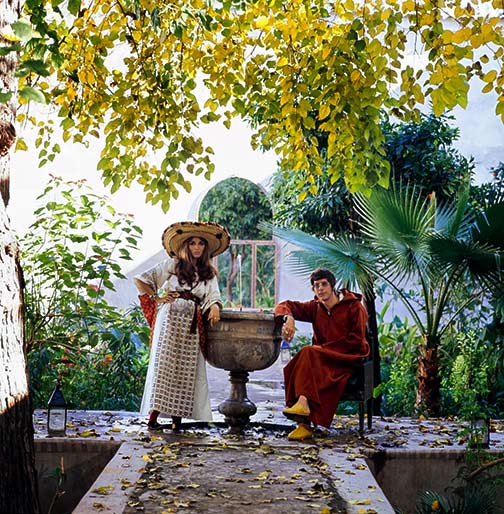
[{"x1": 6, "y1": 0, "x2": 504, "y2": 211}]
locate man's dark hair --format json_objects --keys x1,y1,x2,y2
[{"x1": 310, "y1": 268, "x2": 336, "y2": 288}]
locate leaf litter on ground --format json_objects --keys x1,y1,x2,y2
[{"x1": 122, "y1": 436, "x2": 347, "y2": 514}]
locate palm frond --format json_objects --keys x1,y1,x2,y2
[
  {"x1": 415, "y1": 486, "x2": 496, "y2": 514},
  {"x1": 470, "y1": 201, "x2": 504, "y2": 299},
  {"x1": 291, "y1": 240, "x2": 375, "y2": 293},
  {"x1": 429, "y1": 235, "x2": 501, "y2": 275},
  {"x1": 435, "y1": 187, "x2": 474, "y2": 240},
  {"x1": 264, "y1": 223, "x2": 374, "y2": 294},
  {"x1": 460, "y1": 483, "x2": 496, "y2": 514},
  {"x1": 472, "y1": 201, "x2": 504, "y2": 251},
  {"x1": 355, "y1": 185, "x2": 435, "y2": 282}
]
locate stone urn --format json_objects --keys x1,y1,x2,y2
[{"x1": 205, "y1": 309, "x2": 283, "y2": 433}]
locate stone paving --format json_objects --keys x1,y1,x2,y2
[{"x1": 33, "y1": 359, "x2": 504, "y2": 514}]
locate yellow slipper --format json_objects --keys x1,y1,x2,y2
[
  {"x1": 283, "y1": 401, "x2": 310, "y2": 422},
  {"x1": 288, "y1": 423, "x2": 313, "y2": 441}
]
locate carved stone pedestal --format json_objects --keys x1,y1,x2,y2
[{"x1": 218, "y1": 370, "x2": 257, "y2": 434}]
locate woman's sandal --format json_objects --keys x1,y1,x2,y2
[{"x1": 147, "y1": 420, "x2": 171, "y2": 431}]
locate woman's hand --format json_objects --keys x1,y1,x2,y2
[
  {"x1": 208, "y1": 304, "x2": 220, "y2": 327},
  {"x1": 282, "y1": 314, "x2": 295, "y2": 341}
]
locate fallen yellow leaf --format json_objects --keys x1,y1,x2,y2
[
  {"x1": 92, "y1": 485, "x2": 113, "y2": 495},
  {"x1": 349, "y1": 498, "x2": 372, "y2": 505},
  {"x1": 80, "y1": 429, "x2": 98, "y2": 437}
]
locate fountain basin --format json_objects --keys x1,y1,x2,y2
[
  {"x1": 206, "y1": 309, "x2": 282, "y2": 371},
  {"x1": 205, "y1": 309, "x2": 283, "y2": 433}
]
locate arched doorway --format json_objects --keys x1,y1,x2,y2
[{"x1": 198, "y1": 177, "x2": 277, "y2": 308}]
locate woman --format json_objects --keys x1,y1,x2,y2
[{"x1": 134, "y1": 221, "x2": 230, "y2": 431}]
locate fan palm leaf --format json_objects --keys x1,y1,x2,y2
[
  {"x1": 429, "y1": 235, "x2": 501, "y2": 278},
  {"x1": 264, "y1": 223, "x2": 374, "y2": 294},
  {"x1": 434, "y1": 186, "x2": 474, "y2": 239},
  {"x1": 471, "y1": 200, "x2": 504, "y2": 314},
  {"x1": 415, "y1": 484, "x2": 496, "y2": 514},
  {"x1": 354, "y1": 185, "x2": 435, "y2": 284},
  {"x1": 471, "y1": 201, "x2": 504, "y2": 266}
]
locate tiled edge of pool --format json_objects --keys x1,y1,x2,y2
[
  {"x1": 319, "y1": 448, "x2": 396, "y2": 514},
  {"x1": 72, "y1": 441, "x2": 147, "y2": 514}
]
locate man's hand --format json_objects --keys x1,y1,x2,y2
[
  {"x1": 282, "y1": 314, "x2": 295, "y2": 341},
  {"x1": 208, "y1": 304, "x2": 220, "y2": 327}
]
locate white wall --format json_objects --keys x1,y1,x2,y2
[{"x1": 452, "y1": 85, "x2": 504, "y2": 182}]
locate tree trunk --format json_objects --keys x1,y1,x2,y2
[
  {"x1": 362, "y1": 291, "x2": 382, "y2": 415},
  {"x1": 0, "y1": 1, "x2": 39, "y2": 511},
  {"x1": 0, "y1": 201, "x2": 40, "y2": 513},
  {"x1": 415, "y1": 340, "x2": 441, "y2": 417}
]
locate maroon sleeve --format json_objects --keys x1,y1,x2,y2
[{"x1": 274, "y1": 299, "x2": 317, "y2": 323}]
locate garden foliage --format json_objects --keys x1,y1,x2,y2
[
  {"x1": 21, "y1": 177, "x2": 149, "y2": 409},
  {"x1": 7, "y1": 0, "x2": 504, "y2": 210},
  {"x1": 273, "y1": 181, "x2": 504, "y2": 417}
]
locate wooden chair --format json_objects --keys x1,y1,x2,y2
[{"x1": 340, "y1": 358, "x2": 374, "y2": 435}]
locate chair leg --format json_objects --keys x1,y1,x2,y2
[
  {"x1": 367, "y1": 398, "x2": 373, "y2": 430},
  {"x1": 358, "y1": 401, "x2": 364, "y2": 435}
]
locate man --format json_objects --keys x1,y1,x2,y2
[{"x1": 274, "y1": 268, "x2": 369, "y2": 441}]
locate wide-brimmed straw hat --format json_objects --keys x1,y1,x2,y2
[{"x1": 162, "y1": 221, "x2": 230, "y2": 258}]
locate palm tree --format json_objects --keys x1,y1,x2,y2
[{"x1": 271, "y1": 184, "x2": 504, "y2": 417}]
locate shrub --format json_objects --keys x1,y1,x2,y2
[
  {"x1": 375, "y1": 300, "x2": 420, "y2": 416},
  {"x1": 21, "y1": 176, "x2": 149, "y2": 410}
]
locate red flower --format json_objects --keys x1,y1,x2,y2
[{"x1": 101, "y1": 355, "x2": 113, "y2": 366}]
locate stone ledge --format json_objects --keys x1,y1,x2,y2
[
  {"x1": 320, "y1": 448, "x2": 396, "y2": 514},
  {"x1": 73, "y1": 441, "x2": 147, "y2": 514}
]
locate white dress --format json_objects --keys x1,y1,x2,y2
[{"x1": 135, "y1": 258, "x2": 221, "y2": 421}]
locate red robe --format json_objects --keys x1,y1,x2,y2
[{"x1": 274, "y1": 290, "x2": 370, "y2": 428}]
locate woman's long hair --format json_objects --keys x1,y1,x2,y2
[{"x1": 176, "y1": 237, "x2": 218, "y2": 286}]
